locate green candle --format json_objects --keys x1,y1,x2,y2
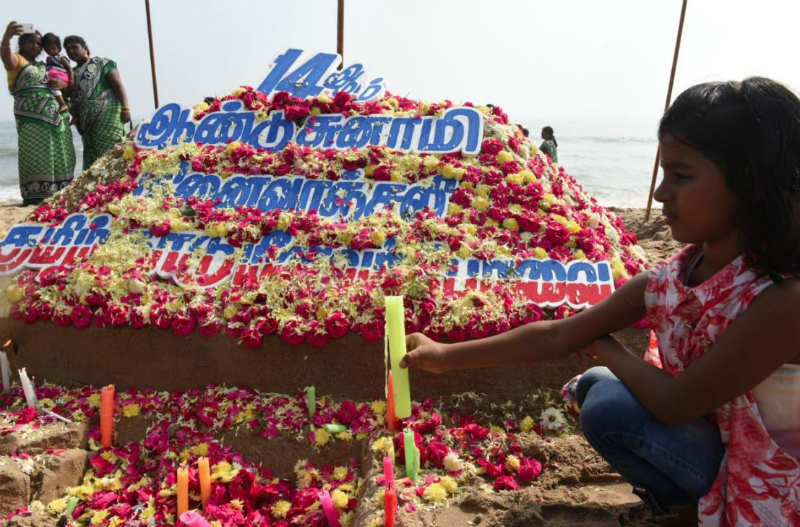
[
  {"x1": 306, "y1": 386, "x2": 316, "y2": 423},
  {"x1": 403, "y1": 428, "x2": 419, "y2": 480},
  {"x1": 385, "y1": 296, "x2": 411, "y2": 418},
  {"x1": 324, "y1": 423, "x2": 347, "y2": 433}
]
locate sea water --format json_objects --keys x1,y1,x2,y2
[{"x1": 0, "y1": 120, "x2": 660, "y2": 208}]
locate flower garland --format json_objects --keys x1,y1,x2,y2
[{"x1": 5, "y1": 87, "x2": 648, "y2": 346}]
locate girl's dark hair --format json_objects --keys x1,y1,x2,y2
[
  {"x1": 42, "y1": 32, "x2": 61, "y2": 49},
  {"x1": 542, "y1": 126, "x2": 557, "y2": 147},
  {"x1": 63, "y1": 35, "x2": 89, "y2": 55},
  {"x1": 659, "y1": 77, "x2": 800, "y2": 276}
]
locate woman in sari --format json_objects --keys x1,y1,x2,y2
[
  {"x1": 63, "y1": 35, "x2": 130, "y2": 170},
  {"x1": 2, "y1": 21, "x2": 75, "y2": 204}
]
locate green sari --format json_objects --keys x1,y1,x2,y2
[
  {"x1": 70, "y1": 56, "x2": 125, "y2": 170},
  {"x1": 11, "y1": 61, "x2": 75, "y2": 202}
]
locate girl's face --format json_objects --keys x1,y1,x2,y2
[
  {"x1": 655, "y1": 134, "x2": 738, "y2": 245},
  {"x1": 44, "y1": 43, "x2": 60, "y2": 57}
]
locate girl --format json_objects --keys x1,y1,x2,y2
[
  {"x1": 401, "y1": 78, "x2": 800, "y2": 525},
  {"x1": 540, "y1": 125, "x2": 558, "y2": 163},
  {"x1": 42, "y1": 32, "x2": 70, "y2": 113}
]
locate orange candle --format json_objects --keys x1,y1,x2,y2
[
  {"x1": 100, "y1": 385, "x2": 115, "y2": 448},
  {"x1": 198, "y1": 456, "x2": 211, "y2": 508},
  {"x1": 386, "y1": 371, "x2": 399, "y2": 433},
  {"x1": 177, "y1": 465, "x2": 189, "y2": 516}
]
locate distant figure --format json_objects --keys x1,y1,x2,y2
[
  {"x1": 540, "y1": 126, "x2": 558, "y2": 163},
  {"x1": 42, "y1": 33, "x2": 70, "y2": 113}
]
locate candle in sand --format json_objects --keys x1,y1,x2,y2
[
  {"x1": 385, "y1": 296, "x2": 411, "y2": 418},
  {"x1": 100, "y1": 385, "x2": 115, "y2": 448},
  {"x1": 198, "y1": 456, "x2": 211, "y2": 508},
  {"x1": 177, "y1": 465, "x2": 189, "y2": 516},
  {"x1": 18, "y1": 368, "x2": 37, "y2": 409}
]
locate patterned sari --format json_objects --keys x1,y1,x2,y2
[
  {"x1": 70, "y1": 56, "x2": 124, "y2": 170},
  {"x1": 11, "y1": 61, "x2": 75, "y2": 202}
]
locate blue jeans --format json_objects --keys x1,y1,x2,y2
[{"x1": 576, "y1": 367, "x2": 725, "y2": 513}]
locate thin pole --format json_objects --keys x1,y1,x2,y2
[
  {"x1": 144, "y1": 0, "x2": 160, "y2": 109},
  {"x1": 645, "y1": 0, "x2": 687, "y2": 221},
  {"x1": 337, "y1": 0, "x2": 344, "y2": 69}
]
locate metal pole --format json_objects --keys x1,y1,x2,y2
[
  {"x1": 645, "y1": 0, "x2": 687, "y2": 221},
  {"x1": 337, "y1": 0, "x2": 344, "y2": 70},
  {"x1": 144, "y1": 0, "x2": 160, "y2": 109}
]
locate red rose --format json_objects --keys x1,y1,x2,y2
[
  {"x1": 325, "y1": 311, "x2": 350, "y2": 339},
  {"x1": 517, "y1": 458, "x2": 542, "y2": 483},
  {"x1": 70, "y1": 305, "x2": 93, "y2": 329}
]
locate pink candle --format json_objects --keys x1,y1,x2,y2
[
  {"x1": 318, "y1": 490, "x2": 341, "y2": 527},
  {"x1": 179, "y1": 510, "x2": 211, "y2": 527},
  {"x1": 383, "y1": 455, "x2": 395, "y2": 490}
]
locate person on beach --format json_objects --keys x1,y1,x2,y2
[
  {"x1": 63, "y1": 35, "x2": 130, "y2": 170},
  {"x1": 402, "y1": 77, "x2": 800, "y2": 525},
  {"x1": 42, "y1": 32, "x2": 71, "y2": 113},
  {"x1": 539, "y1": 125, "x2": 558, "y2": 163},
  {"x1": 1, "y1": 21, "x2": 75, "y2": 205}
]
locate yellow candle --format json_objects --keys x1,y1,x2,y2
[
  {"x1": 177, "y1": 465, "x2": 189, "y2": 516},
  {"x1": 385, "y1": 296, "x2": 411, "y2": 418},
  {"x1": 198, "y1": 457, "x2": 211, "y2": 509}
]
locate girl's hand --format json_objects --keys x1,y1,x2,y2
[
  {"x1": 401, "y1": 333, "x2": 450, "y2": 373},
  {"x1": 120, "y1": 107, "x2": 131, "y2": 123},
  {"x1": 58, "y1": 56, "x2": 70, "y2": 68}
]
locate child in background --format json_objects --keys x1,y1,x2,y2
[
  {"x1": 402, "y1": 78, "x2": 800, "y2": 525},
  {"x1": 42, "y1": 32, "x2": 70, "y2": 113},
  {"x1": 539, "y1": 125, "x2": 558, "y2": 163}
]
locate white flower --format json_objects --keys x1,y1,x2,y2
[
  {"x1": 540, "y1": 407, "x2": 567, "y2": 432},
  {"x1": 443, "y1": 452, "x2": 463, "y2": 472}
]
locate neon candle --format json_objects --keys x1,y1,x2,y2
[
  {"x1": 18, "y1": 368, "x2": 37, "y2": 409},
  {"x1": 385, "y1": 487, "x2": 397, "y2": 527},
  {"x1": 198, "y1": 456, "x2": 211, "y2": 509},
  {"x1": 318, "y1": 490, "x2": 341, "y2": 527},
  {"x1": 100, "y1": 385, "x2": 115, "y2": 448},
  {"x1": 403, "y1": 428, "x2": 419, "y2": 481},
  {"x1": 306, "y1": 385, "x2": 316, "y2": 423},
  {"x1": 177, "y1": 465, "x2": 189, "y2": 517},
  {"x1": 0, "y1": 351, "x2": 9, "y2": 393},
  {"x1": 385, "y1": 296, "x2": 411, "y2": 418},
  {"x1": 385, "y1": 371, "x2": 399, "y2": 432}
]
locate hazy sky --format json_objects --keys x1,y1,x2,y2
[{"x1": 2, "y1": 1, "x2": 799, "y2": 138}]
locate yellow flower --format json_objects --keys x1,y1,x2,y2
[
  {"x1": 611, "y1": 257, "x2": 627, "y2": 281},
  {"x1": 317, "y1": 93, "x2": 333, "y2": 104},
  {"x1": 573, "y1": 249, "x2": 587, "y2": 260},
  {"x1": 87, "y1": 393, "x2": 101, "y2": 408},
  {"x1": 314, "y1": 427, "x2": 331, "y2": 446},
  {"x1": 519, "y1": 415, "x2": 535, "y2": 432},
  {"x1": 333, "y1": 466, "x2": 349, "y2": 481},
  {"x1": 122, "y1": 145, "x2": 136, "y2": 161},
  {"x1": 370, "y1": 230, "x2": 386, "y2": 247},
  {"x1": 471, "y1": 196, "x2": 489, "y2": 212},
  {"x1": 457, "y1": 244, "x2": 471, "y2": 259},
  {"x1": 423, "y1": 156, "x2": 439, "y2": 172},
  {"x1": 440, "y1": 475, "x2": 458, "y2": 493},
  {"x1": 423, "y1": 483, "x2": 448, "y2": 503},
  {"x1": 6, "y1": 285, "x2": 23, "y2": 303},
  {"x1": 90, "y1": 510, "x2": 109, "y2": 525},
  {"x1": 519, "y1": 169, "x2": 536, "y2": 183},
  {"x1": 370, "y1": 436, "x2": 393, "y2": 454},
  {"x1": 502, "y1": 218, "x2": 519, "y2": 231},
  {"x1": 533, "y1": 247, "x2": 548, "y2": 260},
  {"x1": 505, "y1": 455, "x2": 520, "y2": 472},
  {"x1": 448, "y1": 202, "x2": 463, "y2": 216},
  {"x1": 46, "y1": 498, "x2": 67, "y2": 515},
  {"x1": 192, "y1": 443, "x2": 209, "y2": 456},
  {"x1": 364, "y1": 164, "x2": 376, "y2": 176},
  {"x1": 211, "y1": 461, "x2": 238, "y2": 482},
  {"x1": 475, "y1": 184, "x2": 491, "y2": 197},
  {"x1": 505, "y1": 172, "x2": 523, "y2": 186},
  {"x1": 370, "y1": 400, "x2": 386, "y2": 417},
  {"x1": 205, "y1": 222, "x2": 228, "y2": 238},
  {"x1": 496, "y1": 151, "x2": 514, "y2": 164},
  {"x1": 122, "y1": 404, "x2": 140, "y2": 418},
  {"x1": 310, "y1": 107, "x2": 321, "y2": 116},
  {"x1": 331, "y1": 488, "x2": 348, "y2": 509},
  {"x1": 272, "y1": 500, "x2": 292, "y2": 518}
]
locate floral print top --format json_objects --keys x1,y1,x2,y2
[{"x1": 645, "y1": 244, "x2": 800, "y2": 526}]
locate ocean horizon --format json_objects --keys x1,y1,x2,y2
[{"x1": 0, "y1": 120, "x2": 662, "y2": 209}]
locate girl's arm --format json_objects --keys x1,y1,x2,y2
[
  {"x1": 591, "y1": 278, "x2": 800, "y2": 425},
  {"x1": 1, "y1": 21, "x2": 22, "y2": 72},
  {"x1": 106, "y1": 68, "x2": 130, "y2": 123},
  {"x1": 402, "y1": 271, "x2": 649, "y2": 373}
]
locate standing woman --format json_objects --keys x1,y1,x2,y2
[
  {"x1": 64, "y1": 35, "x2": 130, "y2": 170},
  {"x1": 1, "y1": 21, "x2": 75, "y2": 205}
]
